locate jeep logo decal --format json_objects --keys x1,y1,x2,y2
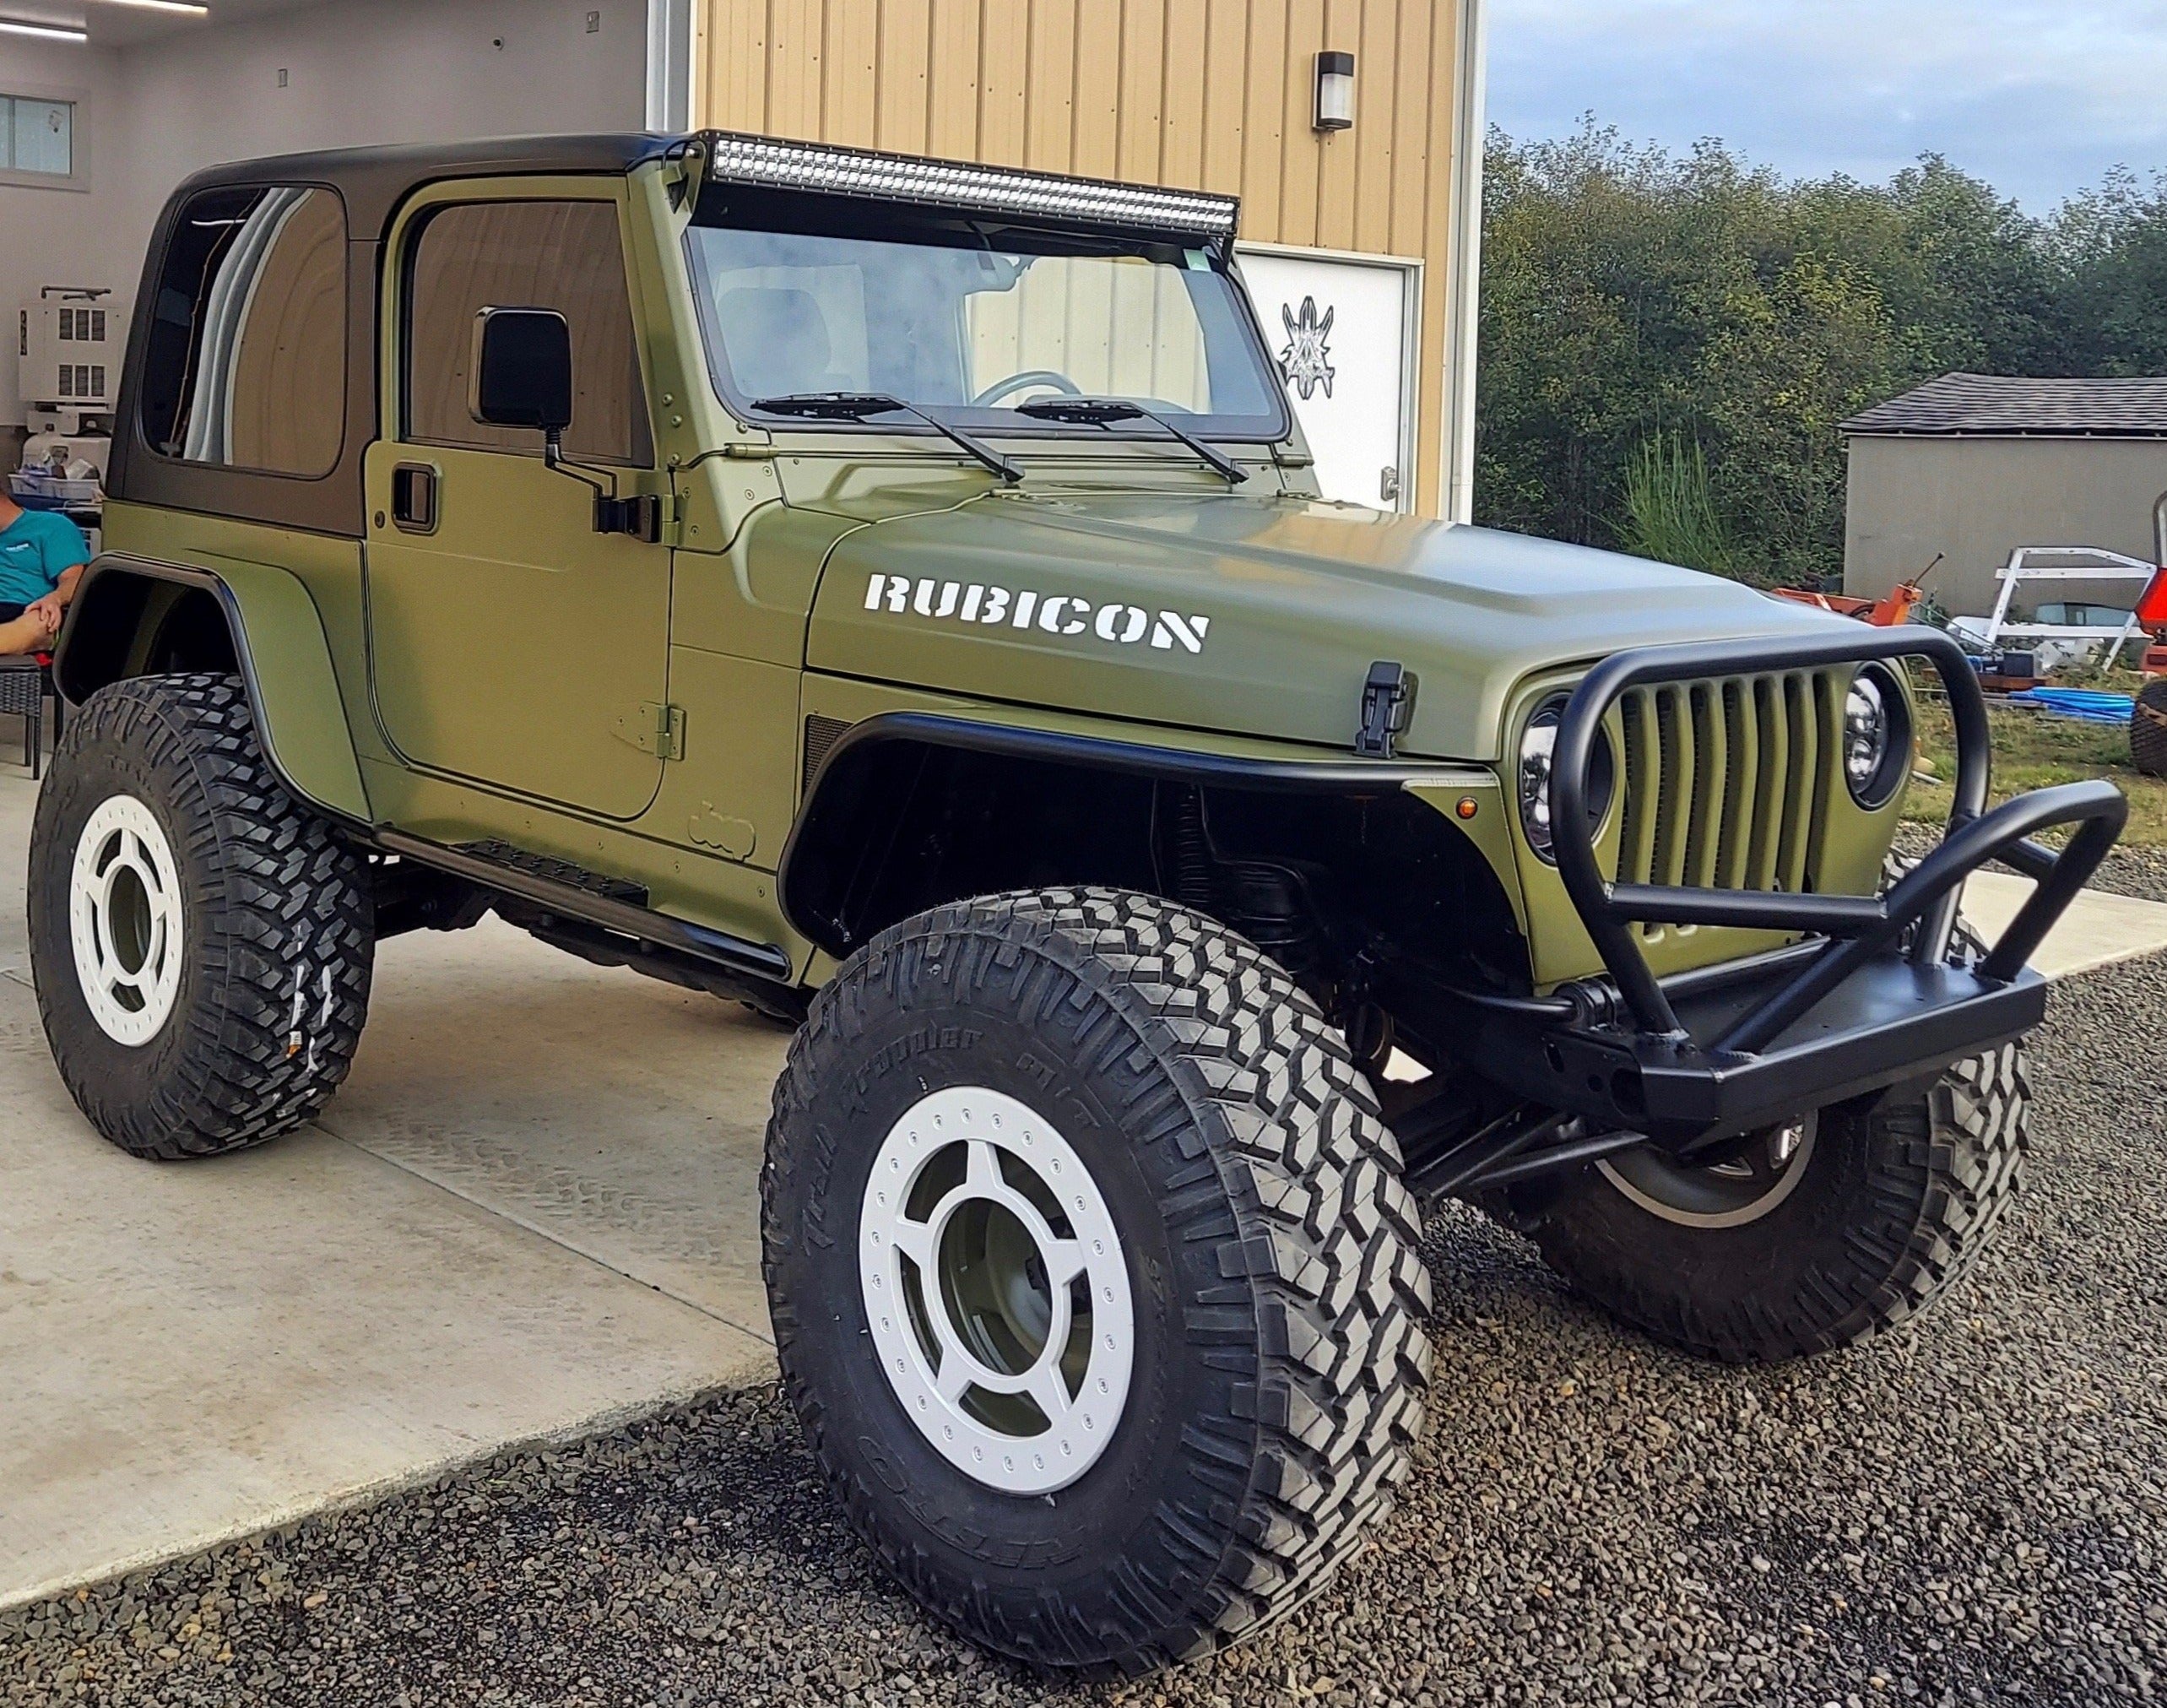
[{"x1": 864, "y1": 575, "x2": 1211, "y2": 655}]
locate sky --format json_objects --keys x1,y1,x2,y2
[{"x1": 1487, "y1": 0, "x2": 2167, "y2": 210}]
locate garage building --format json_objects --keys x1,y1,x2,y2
[{"x1": 1843, "y1": 371, "x2": 2167, "y2": 618}]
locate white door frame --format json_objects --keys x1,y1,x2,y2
[
  {"x1": 1236, "y1": 241, "x2": 1423, "y2": 512},
  {"x1": 646, "y1": 0, "x2": 696, "y2": 131}
]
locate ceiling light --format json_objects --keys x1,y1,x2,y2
[
  {"x1": 0, "y1": 17, "x2": 89, "y2": 40},
  {"x1": 89, "y1": 0, "x2": 210, "y2": 12}
]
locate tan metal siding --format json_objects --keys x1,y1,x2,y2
[{"x1": 695, "y1": 0, "x2": 1471, "y2": 516}]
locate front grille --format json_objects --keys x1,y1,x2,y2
[{"x1": 1614, "y1": 668, "x2": 1842, "y2": 941}]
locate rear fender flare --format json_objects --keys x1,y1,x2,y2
[{"x1": 55, "y1": 554, "x2": 371, "y2": 826}]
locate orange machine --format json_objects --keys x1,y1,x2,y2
[{"x1": 1773, "y1": 556, "x2": 1942, "y2": 627}]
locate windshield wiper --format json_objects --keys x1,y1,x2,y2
[
  {"x1": 1015, "y1": 396, "x2": 1247, "y2": 485},
  {"x1": 749, "y1": 392, "x2": 1022, "y2": 484}
]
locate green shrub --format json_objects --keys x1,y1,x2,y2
[{"x1": 1616, "y1": 433, "x2": 1742, "y2": 578}]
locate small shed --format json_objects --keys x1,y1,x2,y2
[{"x1": 1842, "y1": 373, "x2": 2167, "y2": 617}]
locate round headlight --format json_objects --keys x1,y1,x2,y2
[
  {"x1": 1843, "y1": 665, "x2": 1910, "y2": 809},
  {"x1": 1520, "y1": 695, "x2": 1615, "y2": 864}
]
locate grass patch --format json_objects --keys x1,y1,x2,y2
[{"x1": 1906, "y1": 687, "x2": 2167, "y2": 846}]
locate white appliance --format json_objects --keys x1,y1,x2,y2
[{"x1": 15, "y1": 285, "x2": 123, "y2": 501}]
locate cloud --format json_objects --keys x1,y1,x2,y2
[{"x1": 1488, "y1": 0, "x2": 2167, "y2": 208}]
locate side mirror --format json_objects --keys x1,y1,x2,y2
[{"x1": 470, "y1": 306, "x2": 573, "y2": 434}]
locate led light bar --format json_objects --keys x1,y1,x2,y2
[
  {"x1": 698, "y1": 131, "x2": 1240, "y2": 240},
  {"x1": 92, "y1": 0, "x2": 211, "y2": 14}
]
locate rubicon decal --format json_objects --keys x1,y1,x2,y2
[{"x1": 864, "y1": 574, "x2": 1212, "y2": 654}]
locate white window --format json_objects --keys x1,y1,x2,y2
[{"x1": 1, "y1": 91, "x2": 83, "y2": 189}]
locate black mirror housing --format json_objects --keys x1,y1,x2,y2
[{"x1": 471, "y1": 306, "x2": 574, "y2": 433}]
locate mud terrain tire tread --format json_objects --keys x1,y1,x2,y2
[
  {"x1": 29, "y1": 672, "x2": 373, "y2": 1160},
  {"x1": 1529, "y1": 1041, "x2": 2027, "y2": 1364},
  {"x1": 1526, "y1": 854, "x2": 2026, "y2": 1364},
  {"x1": 2132, "y1": 676, "x2": 2167, "y2": 778},
  {"x1": 762, "y1": 887, "x2": 1432, "y2": 1677}
]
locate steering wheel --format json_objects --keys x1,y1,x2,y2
[{"x1": 971, "y1": 370, "x2": 1083, "y2": 408}]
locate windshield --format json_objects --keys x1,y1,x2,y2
[{"x1": 684, "y1": 187, "x2": 1289, "y2": 440}]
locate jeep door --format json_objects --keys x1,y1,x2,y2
[{"x1": 364, "y1": 182, "x2": 669, "y2": 821}]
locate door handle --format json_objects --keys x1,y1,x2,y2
[{"x1": 390, "y1": 463, "x2": 439, "y2": 534}]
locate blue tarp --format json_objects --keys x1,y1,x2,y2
[{"x1": 2006, "y1": 687, "x2": 2137, "y2": 724}]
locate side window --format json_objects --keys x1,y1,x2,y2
[
  {"x1": 404, "y1": 199, "x2": 653, "y2": 466},
  {"x1": 138, "y1": 185, "x2": 348, "y2": 478}
]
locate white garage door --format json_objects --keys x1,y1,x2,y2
[{"x1": 1237, "y1": 246, "x2": 1418, "y2": 512}]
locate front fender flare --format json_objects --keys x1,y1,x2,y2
[
  {"x1": 777, "y1": 709, "x2": 1514, "y2": 957},
  {"x1": 56, "y1": 553, "x2": 371, "y2": 826}
]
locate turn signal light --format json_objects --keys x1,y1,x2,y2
[{"x1": 2138, "y1": 566, "x2": 2167, "y2": 631}]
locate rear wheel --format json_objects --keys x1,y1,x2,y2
[
  {"x1": 2132, "y1": 677, "x2": 2167, "y2": 778},
  {"x1": 28, "y1": 673, "x2": 374, "y2": 1159},
  {"x1": 762, "y1": 888, "x2": 1432, "y2": 1677}
]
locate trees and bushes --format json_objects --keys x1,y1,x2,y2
[{"x1": 1476, "y1": 123, "x2": 2167, "y2": 587}]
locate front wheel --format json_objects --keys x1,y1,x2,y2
[
  {"x1": 761, "y1": 889, "x2": 1432, "y2": 1677},
  {"x1": 1527, "y1": 1043, "x2": 2029, "y2": 1364},
  {"x1": 27, "y1": 673, "x2": 375, "y2": 1159}
]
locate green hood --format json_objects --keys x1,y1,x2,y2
[{"x1": 805, "y1": 490, "x2": 1844, "y2": 762}]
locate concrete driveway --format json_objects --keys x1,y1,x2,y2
[
  {"x1": 5, "y1": 747, "x2": 2167, "y2": 1616},
  {"x1": 0, "y1": 768, "x2": 783, "y2": 1613}
]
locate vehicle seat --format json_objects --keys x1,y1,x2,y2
[{"x1": 718, "y1": 286, "x2": 851, "y2": 399}]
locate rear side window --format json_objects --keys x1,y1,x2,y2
[
  {"x1": 404, "y1": 199, "x2": 653, "y2": 466},
  {"x1": 138, "y1": 185, "x2": 348, "y2": 479}
]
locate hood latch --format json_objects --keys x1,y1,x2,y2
[{"x1": 1356, "y1": 661, "x2": 1416, "y2": 759}]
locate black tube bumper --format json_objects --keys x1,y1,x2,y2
[
  {"x1": 1449, "y1": 625, "x2": 2126, "y2": 1145},
  {"x1": 1448, "y1": 946, "x2": 2049, "y2": 1143}
]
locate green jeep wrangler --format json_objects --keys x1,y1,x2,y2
[{"x1": 29, "y1": 132, "x2": 2125, "y2": 1677}]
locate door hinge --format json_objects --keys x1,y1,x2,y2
[
  {"x1": 615, "y1": 701, "x2": 685, "y2": 761},
  {"x1": 595, "y1": 492, "x2": 667, "y2": 544}
]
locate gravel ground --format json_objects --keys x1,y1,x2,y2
[
  {"x1": 8, "y1": 955, "x2": 2165, "y2": 1708},
  {"x1": 1896, "y1": 823, "x2": 2167, "y2": 904}
]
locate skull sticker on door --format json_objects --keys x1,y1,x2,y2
[{"x1": 1238, "y1": 249, "x2": 1414, "y2": 511}]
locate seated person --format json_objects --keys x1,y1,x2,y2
[{"x1": 0, "y1": 491, "x2": 91, "y2": 657}]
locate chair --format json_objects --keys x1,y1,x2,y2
[{"x1": 0, "y1": 653, "x2": 56, "y2": 779}]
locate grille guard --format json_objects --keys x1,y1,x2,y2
[{"x1": 1501, "y1": 625, "x2": 2132, "y2": 1138}]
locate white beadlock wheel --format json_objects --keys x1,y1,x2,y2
[
  {"x1": 30, "y1": 674, "x2": 376, "y2": 1160},
  {"x1": 68, "y1": 794, "x2": 185, "y2": 1048},
  {"x1": 859, "y1": 1085, "x2": 1135, "y2": 1494}
]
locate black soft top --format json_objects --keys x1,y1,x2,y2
[
  {"x1": 111, "y1": 133, "x2": 682, "y2": 536},
  {"x1": 111, "y1": 131, "x2": 1239, "y2": 537},
  {"x1": 166, "y1": 132, "x2": 682, "y2": 241}
]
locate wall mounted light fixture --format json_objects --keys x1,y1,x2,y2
[
  {"x1": 0, "y1": 16, "x2": 89, "y2": 41},
  {"x1": 90, "y1": 0, "x2": 211, "y2": 14},
  {"x1": 1314, "y1": 51, "x2": 1355, "y2": 131}
]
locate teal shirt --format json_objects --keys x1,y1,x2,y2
[{"x1": 0, "y1": 508, "x2": 91, "y2": 607}]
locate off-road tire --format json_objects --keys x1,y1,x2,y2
[
  {"x1": 28, "y1": 673, "x2": 374, "y2": 1159},
  {"x1": 1527, "y1": 1043, "x2": 2028, "y2": 1363},
  {"x1": 761, "y1": 888, "x2": 1432, "y2": 1677},
  {"x1": 1525, "y1": 852, "x2": 2025, "y2": 1363},
  {"x1": 2132, "y1": 677, "x2": 2167, "y2": 778}
]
